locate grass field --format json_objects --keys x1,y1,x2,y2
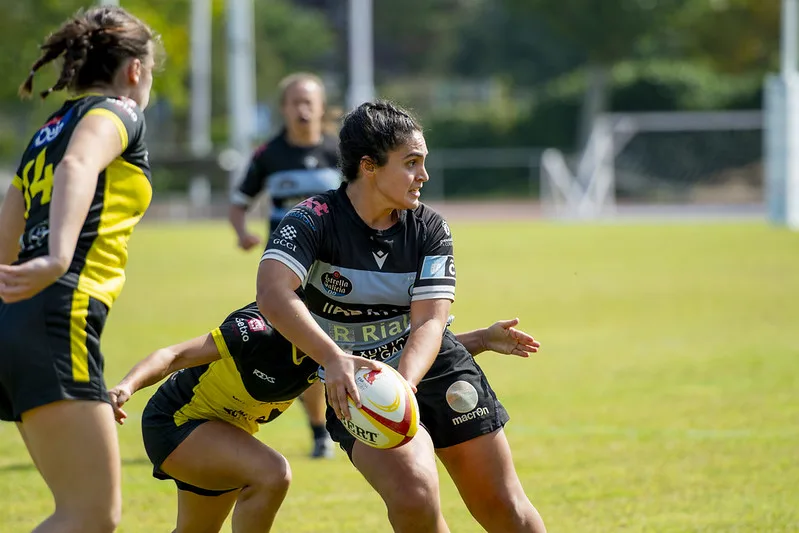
[{"x1": 1, "y1": 219, "x2": 797, "y2": 532}]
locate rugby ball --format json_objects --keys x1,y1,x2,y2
[{"x1": 342, "y1": 362, "x2": 419, "y2": 449}]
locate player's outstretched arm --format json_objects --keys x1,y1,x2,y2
[
  {"x1": 455, "y1": 318, "x2": 541, "y2": 358},
  {"x1": 108, "y1": 333, "x2": 221, "y2": 425}
]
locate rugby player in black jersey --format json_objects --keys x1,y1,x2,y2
[
  {"x1": 0, "y1": 7, "x2": 157, "y2": 532},
  {"x1": 257, "y1": 101, "x2": 548, "y2": 532},
  {"x1": 108, "y1": 303, "x2": 538, "y2": 533},
  {"x1": 228, "y1": 72, "x2": 341, "y2": 458}
]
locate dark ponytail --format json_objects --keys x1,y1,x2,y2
[{"x1": 19, "y1": 6, "x2": 155, "y2": 100}]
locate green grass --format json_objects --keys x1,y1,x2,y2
[{"x1": 1, "y1": 220, "x2": 798, "y2": 532}]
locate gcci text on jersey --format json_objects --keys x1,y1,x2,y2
[
  {"x1": 11, "y1": 94, "x2": 151, "y2": 308},
  {"x1": 260, "y1": 184, "x2": 455, "y2": 367}
]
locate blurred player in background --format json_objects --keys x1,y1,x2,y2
[
  {"x1": 109, "y1": 300, "x2": 537, "y2": 533},
  {"x1": 227, "y1": 72, "x2": 341, "y2": 458},
  {"x1": 0, "y1": 6, "x2": 157, "y2": 532}
]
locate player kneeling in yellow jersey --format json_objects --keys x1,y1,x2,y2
[{"x1": 109, "y1": 302, "x2": 539, "y2": 533}]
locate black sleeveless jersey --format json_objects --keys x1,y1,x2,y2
[
  {"x1": 230, "y1": 131, "x2": 341, "y2": 232},
  {"x1": 260, "y1": 183, "x2": 456, "y2": 367},
  {"x1": 11, "y1": 94, "x2": 151, "y2": 307}
]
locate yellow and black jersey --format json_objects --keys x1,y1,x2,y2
[
  {"x1": 150, "y1": 303, "x2": 321, "y2": 434},
  {"x1": 12, "y1": 94, "x2": 151, "y2": 308}
]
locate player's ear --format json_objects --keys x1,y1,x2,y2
[{"x1": 360, "y1": 156, "x2": 376, "y2": 176}]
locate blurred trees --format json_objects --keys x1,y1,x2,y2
[{"x1": 0, "y1": 0, "x2": 782, "y2": 165}]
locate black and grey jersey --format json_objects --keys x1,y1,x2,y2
[
  {"x1": 260, "y1": 184, "x2": 455, "y2": 366},
  {"x1": 230, "y1": 131, "x2": 342, "y2": 232}
]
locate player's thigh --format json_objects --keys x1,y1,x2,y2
[
  {"x1": 20, "y1": 400, "x2": 121, "y2": 513},
  {"x1": 175, "y1": 488, "x2": 240, "y2": 533},
  {"x1": 160, "y1": 420, "x2": 291, "y2": 491},
  {"x1": 436, "y1": 428, "x2": 526, "y2": 506},
  {"x1": 351, "y1": 426, "x2": 441, "y2": 506}
]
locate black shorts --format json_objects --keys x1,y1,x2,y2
[
  {"x1": 141, "y1": 391, "x2": 236, "y2": 497},
  {"x1": 327, "y1": 329, "x2": 510, "y2": 459},
  {"x1": 0, "y1": 283, "x2": 110, "y2": 422}
]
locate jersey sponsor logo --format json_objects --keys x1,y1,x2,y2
[
  {"x1": 446, "y1": 380, "x2": 479, "y2": 413},
  {"x1": 252, "y1": 368, "x2": 276, "y2": 383},
  {"x1": 284, "y1": 208, "x2": 316, "y2": 230},
  {"x1": 372, "y1": 249, "x2": 389, "y2": 269},
  {"x1": 235, "y1": 317, "x2": 252, "y2": 341},
  {"x1": 452, "y1": 407, "x2": 490, "y2": 426},
  {"x1": 442, "y1": 220, "x2": 451, "y2": 237},
  {"x1": 321, "y1": 302, "x2": 404, "y2": 318},
  {"x1": 272, "y1": 235, "x2": 297, "y2": 252},
  {"x1": 106, "y1": 97, "x2": 138, "y2": 122},
  {"x1": 329, "y1": 315, "x2": 410, "y2": 344},
  {"x1": 439, "y1": 238, "x2": 453, "y2": 247},
  {"x1": 279, "y1": 225, "x2": 297, "y2": 240},
  {"x1": 419, "y1": 255, "x2": 456, "y2": 280},
  {"x1": 20, "y1": 221, "x2": 49, "y2": 253},
  {"x1": 297, "y1": 198, "x2": 329, "y2": 217},
  {"x1": 353, "y1": 335, "x2": 408, "y2": 362},
  {"x1": 33, "y1": 108, "x2": 74, "y2": 148},
  {"x1": 321, "y1": 271, "x2": 353, "y2": 296},
  {"x1": 248, "y1": 318, "x2": 266, "y2": 332}
]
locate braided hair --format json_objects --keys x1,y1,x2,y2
[{"x1": 19, "y1": 6, "x2": 155, "y2": 100}]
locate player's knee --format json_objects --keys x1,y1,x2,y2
[
  {"x1": 469, "y1": 491, "x2": 541, "y2": 533},
  {"x1": 54, "y1": 504, "x2": 121, "y2": 533},
  {"x1": 384, "y1": 477, "x2": 440, "y2": 524},
  {"x1": 249, "y1": 452, "x2": 292, "y2": 495}
]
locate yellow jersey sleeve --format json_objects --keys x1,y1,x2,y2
[
  {"x1": 11, "y1": 174, "x2": 22, "y2": 191},
  {"x1": 211, "y1": 328, "x2": 233, "y2": 359}
]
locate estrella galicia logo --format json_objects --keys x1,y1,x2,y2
[{"x1": 321, "y1": 270, "x2": 353, "y2": 296}]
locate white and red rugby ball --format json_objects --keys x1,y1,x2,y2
[{"x1": 343, "y1": 362, "x2": 419, "y2": 449}]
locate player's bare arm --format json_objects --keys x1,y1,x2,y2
[
  {"x1": 0, "y1": 114, "x2": 122, "y2": 302},
  {"x1": 257, "y1": 258, "x2": 381, "y2": 420},
  {"x1": 0, "y1": 185, "x2": 25, "y2": 265},
  {"x1": 109, "y1": 334, "x2": 222, "y2": 424},
  {"x1": 456, "y1": 318, "x2": 541, "y2": 358},
  {"x1": 398, "y1": 298, "x2": 452, "y2": 388}
]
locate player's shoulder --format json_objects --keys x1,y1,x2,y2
[
  {"x1": 85, "y1": 95, "x2": 145, "y2": 124},
  {"x1": 220, "y1": 302, "x2": 272, "y2": 337},
  {"x1": 410, "y1": 202, "x2": 446, "y2": 225}
]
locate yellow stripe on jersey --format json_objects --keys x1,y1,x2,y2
[
  {"x1": 69, "y1": 291, "x2": 91, "y2": 382},
  {"x1": 85, "y1": 108, "x2": 129, "y2": 151},
  {"x1": 11, "y1": 174, "x2": 22, "y2": 191},
  {"x1": 76, "y1": 157, "x2": 152, "y2": 308},
  {"x1": 211, "y1": 328, "x2": 232, "y2": 359}
]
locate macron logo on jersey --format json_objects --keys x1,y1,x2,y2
[{"x1": 372, "y1": 250, "x2": 389, "y2": 269}]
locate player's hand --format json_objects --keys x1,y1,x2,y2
[
  {"x1": 237, "y1": 232, "x2": 262, "y2": 251},
  {"x1": 0, "y1": 257, "x2": 67, "y2": 303},
  {"x1": 482, "y1": 318, "x2": 540, "y2": 357},
  {"x1": 108, "y1": 384, "x2": 133, "y2": 425},
  {"x1": 323, "y1": 353, "x2": 382, "y2": 421}
]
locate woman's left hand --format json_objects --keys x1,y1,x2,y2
[
  {"x1": 0, "y1": 257, "x2": 67, "y2": 303},
  {"x1": 482, "y1": 318, "x2": 541, "y2": 358}
]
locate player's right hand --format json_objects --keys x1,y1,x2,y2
[
  {"x1": 323, "y1": 353, "x2": 382, "y2": 421},
  {"x1": 237, "y1": 232, "x2": 262, "y2": 251},
  {"x1": 108, "y1": 384, "x2": 133, "y2": 425}
]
